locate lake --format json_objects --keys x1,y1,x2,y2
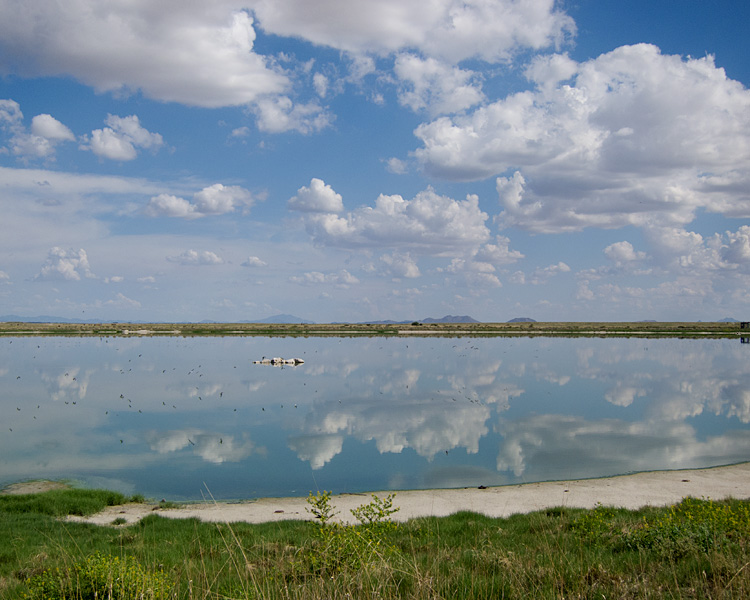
[{"x1": 1, "y1": 335, "x2": 748, "y2": 501}]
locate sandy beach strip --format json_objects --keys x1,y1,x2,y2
[{"x1": 61, "y1": 462, "x2": 750, "y2": 527}]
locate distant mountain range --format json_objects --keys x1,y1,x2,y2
[
  {"x1": 0, "y1": 313, "x2": 479, "y2": 325},
  {"x1": 423, "y1": 315, "x2": 479, "y2": 324},
  {"x1": 359, "y1": 315, "x2": 480, "y2": 325},
  {"x1": 1, "y1": 314, "x2": 742, "y2": 325}
]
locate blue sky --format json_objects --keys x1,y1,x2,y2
[{"x1": 1, "y1": 0, "x2": 749, "y2": 323}]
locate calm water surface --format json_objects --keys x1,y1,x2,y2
[{"x1": 1, "y1": 335, "x2": 748, "y2": 500}]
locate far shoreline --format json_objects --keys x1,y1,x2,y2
[{"x1": 0, "y1": 320, "x2": 746, "y2": 338}]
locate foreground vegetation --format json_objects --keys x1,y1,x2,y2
[
  {"x1": 2, "y1": 487, "x2": 749, "y2": 599},
  {"x1": 0, "y1": 320, "x2": 746, "y2": 338}
]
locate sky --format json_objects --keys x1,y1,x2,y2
[{"x1": 0, "y1": 0, "x2": 749, "y2": 324}]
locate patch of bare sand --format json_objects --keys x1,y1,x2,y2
[{"x1": 62, "y1": 463, "x2": 750, "y2": 527}]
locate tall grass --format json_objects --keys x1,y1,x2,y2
[
  {"x1": 2, "y1": 490, "x2": 749, "y2": 599},
  {"x1": 0, "y1": 488, "x2": 140, "y2": 517}
]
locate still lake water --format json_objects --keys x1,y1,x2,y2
[{"x1": 1, "y1": 335, "x2": 749, "y2": 501}]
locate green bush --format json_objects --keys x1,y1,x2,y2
[
  {"x1": 297, "y1": 492, "x2": 403, "y2": 578},
  {"x1": 304, "y1": 490, "x2": 338, "y2": 525},
  {"x1": 23, "y1": 553, "x2": 174, "y2": 600},
  {"x1": 572, "y1": 502, "x2": 625, "y2": 543},
  {"x1": 351, "y1": 492, "x2": 399, "y2": 527},
  {"x1": 575, "y1": 497, "x2": 750, "y2": 558},
  {"x1": 623, "y1": 497, "x2": 750, "y2": 556}
]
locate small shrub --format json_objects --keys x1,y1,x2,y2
[
  {"x1": 622, "y1": 497, "x2": 750, "y2": 557},
  {"x1": 23, "y1": 553, "x2": 174, "y2": 600},
  {"x1": 305, "y1": 490, "x2": 338, "y2": 525},
  {"x1": 574, "y1": 497, "x2": 750, "y2": 558},
  {"x1": 298, "y1": 492, "x2": 403, "y2": 578},
  {"x1": 573, "y1": 502, "x2": 623, "y2": 543},
  {"x1": 351, "y1": 492, "x2": 400, "y2": 527}
]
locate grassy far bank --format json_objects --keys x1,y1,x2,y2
[
  {"x1": 0, "y1": 320, "x2": 747, "y2": 338},
  {"x1": 1, "y1": 486, "x2": 749, "y2": 599}
]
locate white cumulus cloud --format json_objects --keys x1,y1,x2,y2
[
  {"x1": 242, "y1": 256, "x2": 268, "y2": 267},
  {"x1": 288, "y1": 178, "x2": 344, "y2": 213},
  {"x1": 167, "y1": 250, "x2": 224, "y2": 266},
  {"x1": 394, "y1": 54, "x2": 484, "y2": 116},
  {"x1": 82, "y1": 115, "x2": 163, "y2": 161},
  {"x1": 604, "y1": 241, "x2": 647, "y2": 264},
  {"x1": 0, "y1": 99, "x2": 22, "y2": 127},
  {"x1": 0, "y1": 100, "x2": 75, "y2": 159},
  {"x1": 301, "y1": 187, "x2": 490, "y2": 256},
  {"x1": 146, "y1": 184, "x2": 253, "y2": 218},
  {"x1": 31, "y1": 114, "x2": 75, "y2": 142},
  {"x1": 251, "y1": 0, "x2": 574, "y2": 64},
  {"x1": 380, "y1": 253, "x2": 421, "y2": 279},
  {"x1": 722, "y1": 225, "x2": 750, "y2": 265},
  {"x1": 0, "y1": 4, "x2": 288, "y2": 108},
  {"x1": 289, "y1": 270, "x2": 359, "y2": 287},
  {"x1": 414, "y1": 44, "x2": 750, "y2": 233},
  {"x1": 252, "y1": 96, "x2": 333, "y2": 134},
  {"x1": 146, "y1": 194, "x2": 197, "y2": 219},
  {"x1": 475, "y1": 235, "x2": 525, "y2": 266},
  {"x1": 35, "y1": 247, "x2": 95, "y2": 281}
]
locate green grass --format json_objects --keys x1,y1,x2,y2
[
  {"x1": 0, "y1": 488, "x2": 140, "y2": 517},
  {"x1": 2, "y1": 489, "x2": 749, "y2": 599}
]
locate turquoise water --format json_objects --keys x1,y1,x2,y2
[{"x1": 1, "y1": 335, "x2": 748, "y2": 500}]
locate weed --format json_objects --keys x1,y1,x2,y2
[
  {"x1": 573, "y1": 502, "x2": 625, "y2": 543},
  {"x1": 295, "y1": 491, "x2": 405, "y2": 585},
  {"x1": 304, "y1": 490, "x2": 338, "y2": 525},
  {"x1": 351, "y1": 492, "x2": 399, "y2": 526},
  {"x1": 623, "y1": 497, "x2": 750, "y2": 557},
  {"x1": 23, "y1": 553, "x2": 175, "y2": 600}
]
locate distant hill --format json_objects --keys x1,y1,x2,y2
[
  {"x1": 361, "y1": 315, "x2": 479, "y2": 325},
  {"x1": 357, "y1": 319, "x2": 407, "y2": 325},
  {"x1": 718, "y1": 317, "x2": 738, "y2": 322},
  {"x1": 421, "y1": 315, "x2": 479, "y2": 324},
  {"x1": 507, "y1": 317, "x2": 536, "y2": 323}
]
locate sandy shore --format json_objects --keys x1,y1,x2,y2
[{"x1": 59, "y1": 462, "x2": 750, "y2": 527}]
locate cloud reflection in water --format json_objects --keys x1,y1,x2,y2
[{"x1": 0, "y1": 335, "x2": 747, "y2": 499}]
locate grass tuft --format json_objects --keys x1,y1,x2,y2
[
  {"x1": 23, "y1": 552, "x2": 175, "y2": 600},
  {"x1": 0, "y1": 488, "x2": 137, "y2": 517}
]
